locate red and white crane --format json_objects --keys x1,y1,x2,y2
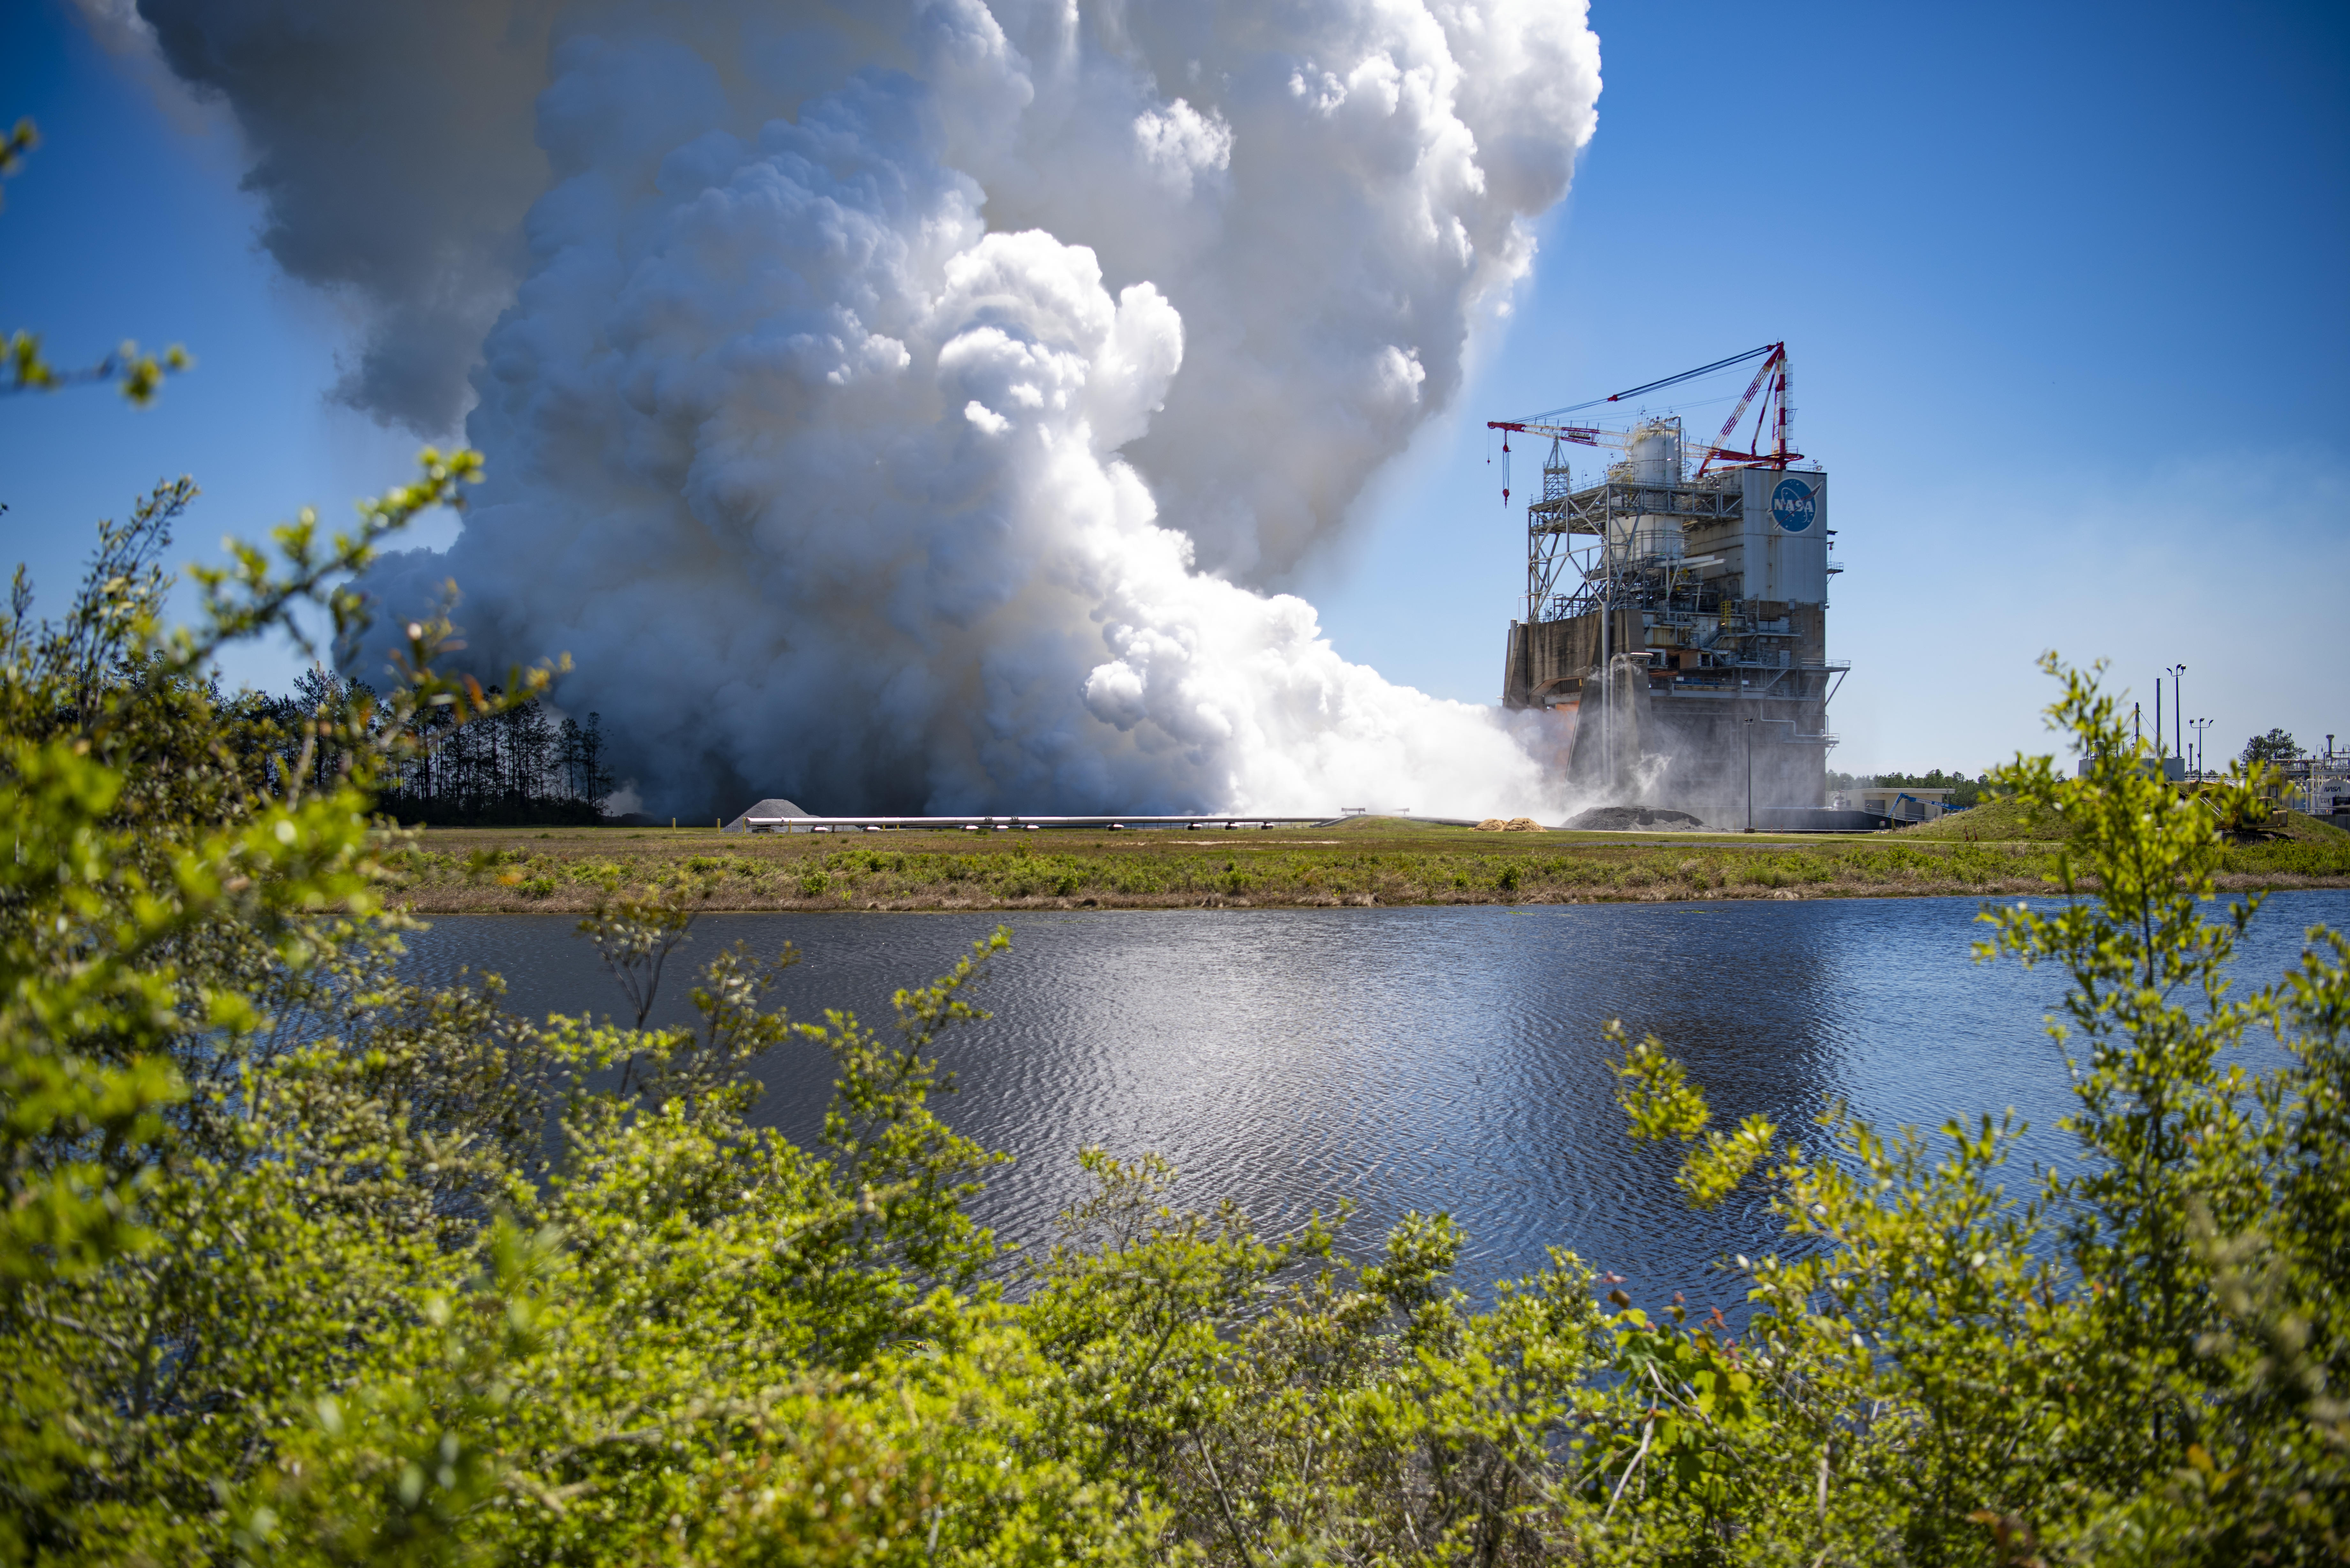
[
  {"x1": 1691, "y1": 342, "x2": 1796, "y2": 478},
  {"x1": 1485, "y1": 342, "x2": 1801, "y2": 505}
]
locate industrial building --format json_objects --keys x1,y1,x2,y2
[
  {"x1": 1495, "y1": 344, "x2": 1847, "y2": 824},
  {"x1": 1837, "y1": 786, "x2": 1953, "y2": 824},
  {"x1": 2278, "y1": 748, "x2": 2350, "y2": 821}
]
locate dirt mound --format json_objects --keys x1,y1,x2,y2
[
  {"x1": 1561, "y1": 806, "x2": 1707, "y2": 832},
  {"x1": 1474, "y1": 817, "x2": 1547, "y2": 832}
]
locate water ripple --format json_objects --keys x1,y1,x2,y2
[{"x1": 400, "y1": 892, "x2": 2347, "y2": 1308}]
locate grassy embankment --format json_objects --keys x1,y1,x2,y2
[{"x1": 379, "y1": 805, "x2": 2350, "y2": 914}]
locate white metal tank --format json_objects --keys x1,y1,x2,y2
[
  {"x1": 1606, "y1": 419, "x2": 1684, "y2": 561},
  {"x1": 1624, "y1": 419, "x2": 1681, "y2": 485}
]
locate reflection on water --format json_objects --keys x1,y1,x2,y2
[{"x1": 400, "y1": 892, "x2": 2346, "y2": 1308}]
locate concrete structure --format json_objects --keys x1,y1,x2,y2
[
  {"x1": 1500, "y1": 414, "x2": 1847, "y2": 820},
  {"x1": 1756, "y1": 806, "x2": 1895, "y2": 832}
]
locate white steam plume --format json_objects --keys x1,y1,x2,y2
[
  {"x1": 140, "y1": 0, "x2": 560, "y2": 433},
  {"x1": 132, "y1": 0, "x2": 1602, "y2": 817}
]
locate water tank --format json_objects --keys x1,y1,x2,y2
[{"x1": 1625, "y1": 420, "x2": 1680, "y2": 486}]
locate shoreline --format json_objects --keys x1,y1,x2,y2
[
  {"x1": 393, "y1": 877, "x2": 2350, "y2": 917},
  {"x1": 380, "y1": 816, "x2": 2350, "y2": 916}
]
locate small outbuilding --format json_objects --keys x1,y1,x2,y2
[
  {"x1": 722, "y1": 798, "x2": 811, "y2": 833},
  {"x1": 1833, "y1": 787, "x2": 1954, "y2": 824}
]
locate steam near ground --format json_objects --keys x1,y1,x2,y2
[{"x1": 139, "y1": 0, "x2": 1602, "y2": 818}]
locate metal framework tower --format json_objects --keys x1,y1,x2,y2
[{"x1": 1492, "y1": 346, "x2": 1848, "y2": 819}]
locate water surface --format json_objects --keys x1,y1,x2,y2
[{"x1": 402, "y1": 892, "x2": 2346, "y2": 1308}]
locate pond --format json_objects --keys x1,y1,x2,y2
[{"x1": 401, "y1": 890, "x2": 2348, "y2": 1308}]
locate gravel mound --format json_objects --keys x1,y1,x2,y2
[{"x1": 1561, "y1": 806, "x2": 1707, "y2": 832}]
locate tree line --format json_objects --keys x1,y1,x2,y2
[
  {"x1": 1827, "y1": 767, "x2": 1989, "y2": 807},
  {"x1": 253, "y1": 666, "x2": 615, "y2": 825}
]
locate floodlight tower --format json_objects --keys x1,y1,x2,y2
[{"x1": 2165, "y1": 665, "x2": 2186, "y2": 763}]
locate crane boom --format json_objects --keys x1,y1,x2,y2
[
  {"x1": 1484, "y1": 420, "x2": 1621, "y2": 446},
  {"x1": 1484, "y1": 422, "x2": 1634, "y2": 508},
  {"x1": 1693, "y1": 344, "x2": 1780, "y2": 478},
  {"x1": 1688, "y1": 343, "x2": 1800, "y2": 474}
]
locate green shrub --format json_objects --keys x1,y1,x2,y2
[
  {"x1": 463, "y1": 845, "x2": 526, "y2": 878},
  {"x1": 2, "y1": 140, "x2": 2339, "y2": 1555}
]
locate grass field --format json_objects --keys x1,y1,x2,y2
[{"x1": 378, "y1": 810, "x2": 2350, "y2": 914}]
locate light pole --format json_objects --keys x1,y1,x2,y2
[
  {"x1": 1744, "y1": 714, "x2": 1755, "y2": 833},
  {"x1": 2168, "y1": 664, "x2": 2185, "y2": 763},
  {"x1": 2190, "y1": 717, "x2": 2213, "y2": 780}
]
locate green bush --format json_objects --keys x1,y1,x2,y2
[
  {"x1": 8, "y1": 491, "x2": 2339, "y2": 1568},
  {"x1": 3, "y1": 123, "x2": 2341, "y2": 1561}
]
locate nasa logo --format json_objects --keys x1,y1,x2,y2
[{"x1": 1770, "y1": 479, "x2": 1816, "y2": 532}]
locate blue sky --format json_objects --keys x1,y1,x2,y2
[{"x1": 3, "y1": 0, "x2": 2344, "y2": 775}]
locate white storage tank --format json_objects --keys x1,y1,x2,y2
[
  {"x1": 1608, "y1": 419, "x2": 1687, "y2": 561},
  {"x1": 1625, "y1": 419, "x2": 1680, "y2": 485}
]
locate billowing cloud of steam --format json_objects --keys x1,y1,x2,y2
[
  {"x1": 141, "y1": 0, "x2": 560, "y2": 432},
  {"x1": 133, "y1": 0, "x2": 1602, "y2": 817}
]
